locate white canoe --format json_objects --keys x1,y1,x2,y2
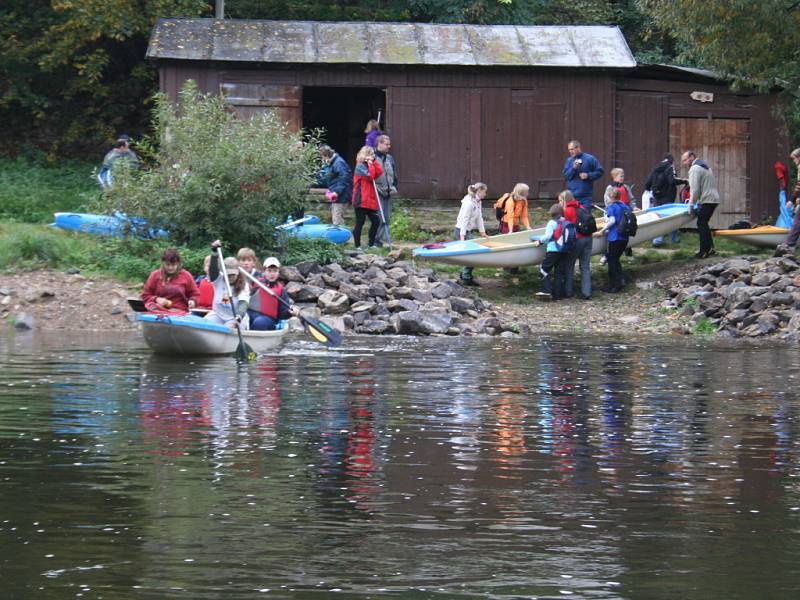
[
  {"x1": 138, "y1": 313, "x2": 288, "y2": 356},
  {"x1": 714, "y1": 226, "x2": 788, "y2": 248},
  {"x1": 413, "y1": 203, "x2": 696, "y2": 268}
]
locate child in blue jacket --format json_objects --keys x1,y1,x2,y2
[{"x1": 532, "y1": 204, "x2": 568, "y2": 300}]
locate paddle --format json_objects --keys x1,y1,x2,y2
[
  {"x1": 215, "y1": 246, "x2": 256, "y2": 362},
  {"x1": 275, "y1": 215, "x2": 315, "y2": 230},
  {"x1": 128, "y1": 297, "x2": 209, "y2": 316},
  {"x1": 371, "y1": 176, "x2": 393, "y2": 249},
  {"x1": 238, "y1": 268, "x2": 342, "y2": 348}
]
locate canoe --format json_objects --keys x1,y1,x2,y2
[
  {"x1": 283, "y1": 223, "x2": 352, "y2": 245},
  {"x1": 138, "y1": 313, "x2": 288, "y2": 356},
  {"x1": 714, "y1": 226, "x2": 788, "y2": 248},
  {"x1": 52, "y1": 212, "x2": 168, "y2": 238},
  {"x1": 413, "y1": 203, "x2": 695, "y2": 268}
]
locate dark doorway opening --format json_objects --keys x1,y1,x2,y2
[{"x1": 302, "y1": 87, "x2": 385, "y2": 166}]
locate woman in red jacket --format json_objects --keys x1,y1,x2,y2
[
  {"x1": 141, "y1": 247, "x2": 199, "y2": 312},
  {"x1": 351, "y1": 145, "x2": 383, "y2": 250}
]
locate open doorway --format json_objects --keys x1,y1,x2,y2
[{"x1": 303, "y1": 87, "x2": 385, "y2": 166}]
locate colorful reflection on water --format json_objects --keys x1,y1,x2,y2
[{"x1": 1, "y1": 331, "x2": 800, "y2": 599}]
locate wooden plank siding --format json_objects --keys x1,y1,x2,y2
[{"x1": 156, "y1": 60, "x2": 788, "y2": 221}]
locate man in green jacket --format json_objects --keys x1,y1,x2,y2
[{"x1": 681, "y1": 150, "x2": 720, "y2": 259}]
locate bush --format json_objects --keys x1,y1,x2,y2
[
  {"x1": 278, "y1": 236, "x2": 348, "y2": 266},
  {"x1": 101, "y1": 80, "x2": 322, "y2": 250},
  {"x1": 0, "y1": 157, "x2": 97, "y2": 223}
]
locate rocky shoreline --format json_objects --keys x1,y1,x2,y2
[
  {"x1": 3, "y1": 250, "x2": 798, "y2": 343},
  {"x1": 283, "y1": 249, "x2": 527, "y2": 337},
  {"x1": 666, "y1": 252, "x2": 800, "y2": 340}
]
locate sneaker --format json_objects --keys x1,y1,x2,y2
[
  {"x1": 774, "y1": 244, "x2": 792, "y2": 257},
  {"x1": 535, "y1": 291, "x2": 550, "y2": 299},
  {"x1": 599, "y1": 256, "x2": 608, "y2": 265}
]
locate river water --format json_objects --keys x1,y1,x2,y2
[{"x1": 1, "y1": 330, "x2": 800, "y2": 599}]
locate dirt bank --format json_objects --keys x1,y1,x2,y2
[{"x1": 0, "y1": 258, "x2": 704, "y2": 336}]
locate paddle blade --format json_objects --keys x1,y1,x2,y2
[
  {"x1": 302, "y1": 316, "x2": 343, "y2": 348},
  {"x1": 235, "y1": 337, "x2": 257, "y2": 362}
]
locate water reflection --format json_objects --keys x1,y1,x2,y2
[{"x1": 1, "y1": 332, "x2": 800, "y2": 598}]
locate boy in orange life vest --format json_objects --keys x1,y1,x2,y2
[{"x1": 246, "y1": 257, "x2": 300, "y2": 331}]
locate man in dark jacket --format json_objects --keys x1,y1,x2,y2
[
  {"x1": 374, "y1": 135, "x2": 398, "y2": 246},
  {"x1": 319, "y1": 145, "x2": 352, "y2": 226},
  {"x1": 562, "y1": 140, "x2": 604, "y2": 210},
  {"x1": 645, "y1": 153, "x2": 687, "y2": 246}
]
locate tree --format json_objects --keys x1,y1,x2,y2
[
  {"x1": 104, "y1": 81, "x2": 322, "y2": 251},
  {"x1": 639, "y1": 0, "x2": 800, "y2": 134},
  {"x1": 0, "y1": 0, "x2": 209, "y2": 157}
]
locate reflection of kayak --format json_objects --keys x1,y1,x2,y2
[
  {"x1": 714, "y1": 226, "x2": 787, "y2": 248},
  {"x1": 283, "y1": 223, "x2": 352, "y2": 245},
  {"x1": 138, "y1": 313, "x2": 288, "y2": 356},
  {"x1": 52, "y1": 212, "x2": 168, "y2": 238},
  {"x1": 413, "y1": 203, "x2": 695, "y2": 268}
]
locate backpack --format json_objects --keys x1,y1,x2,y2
[
  {"x1": 650, "y1": 165, "x2": 670, "y2": 197},
  {"x1": 495, "y1": 193, "x2": 511, "y2": 222},
  {"x1": 575, "y1": 205, "x2": 597, "y2": 235},
  {"x1": 617, "y1": 207, "x2": 638, "y2": 237},
  {"x1": 554, "y1": 218, "x2": 577, "y2": 253}
]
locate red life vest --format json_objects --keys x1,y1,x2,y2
[
  {"x1": 616, "y1": 183, "x2": 631, "y2": 205},
  {"x1": 254, "y1": 281, "x2": 283, "y2": 319},
  {"x1": 197, "y1": 278, "x2": 214, "y2": 309}
]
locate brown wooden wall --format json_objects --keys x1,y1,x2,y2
[{"x1": 157, "y1": 60, "x2": 788, "y2": 221}]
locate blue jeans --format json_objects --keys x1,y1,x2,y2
[
  {"x1": 576, "y1": 194, "x2": 593, "y2": 210},
  {"x1": 248, "y1": 310, "x2": 279, "y2": 331},
  {"x1": 568, "y1": 236, "x2": 593, "y2": 298}
]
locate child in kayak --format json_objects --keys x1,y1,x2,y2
[{"x1": 206, "y1": 240, "x2": 250, "y2": 329}]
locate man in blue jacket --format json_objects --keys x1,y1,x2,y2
[
  {"x1": 562, "y1": 140, "x2": 604, "y2": 210},
  {"x1": 319, "y1": 145, "x2": 352, "y2": 226}
]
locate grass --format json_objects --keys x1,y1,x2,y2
[{"x1": 0, "y1": 156, "x2": 99, "y2": 223}]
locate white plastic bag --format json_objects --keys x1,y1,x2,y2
[{"x1": 641, "y1": 190, "x2": 652, "y2": 211}]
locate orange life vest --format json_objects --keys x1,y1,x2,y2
[{"x1": 253, "y1": 281, "x2": 283, "y2": 319}]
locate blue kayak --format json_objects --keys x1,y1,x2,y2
[
  {"x1": 284, "y1": 223, "x2": 352, "y2": 245},
  {"x1": 52, "y1": 212, "x2": 168, "y2": 238}
]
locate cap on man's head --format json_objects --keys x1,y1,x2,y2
[
  {"x1": 117, "y1": 134, "x2": 131, "y2": 142},
  {"x1": 263, "y1": 257, "x2": 281, "y2": 269}
]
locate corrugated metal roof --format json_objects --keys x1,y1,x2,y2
[{"x1": 147, "y1": 19, "x2": 637, "y2": 68}]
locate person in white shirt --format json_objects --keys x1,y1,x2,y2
[{"x1": 454, "y1": 182, "x2": 488, "y2": 286}]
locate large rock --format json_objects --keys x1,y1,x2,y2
[
  {"x1": 386, "y1": 298, "x2": 418, "y2": 313},
  {"x1": 14, "y1": 313, "x2": 34, "y2": 330},
  {"x1": 357, "y1": 320, "x2": 391, "y2": 334},
  {"x1": 368, "y1": 282, "x2": 388, "y2": 299},
  {"x1": 392, "y1": 310, "x2": 452, "y2": 335},
  {"x1": 294, "y1": 260, "x2": 323, "y2": 277},
  {"x1": 410, "y1": 289, "x2": 434, "y2": 304},
  {"x1": 288, "y1": 283, "x2": 325, "y2": 303},
  {"x1": 280, "y1": 266, "x2": 305, "y2": 283},
  {"x1": 338, "y1": 282, "x2": 369, "y2": 303},
  {"x1": 318, "y1": 290, "x2": 350, "y2": 314},
  {"x1": 350, "y1": 300, "x2": 377, "y2": 313},
  {"x1": 430, "y1": 282, "x2": 453, "y2": 299},
  {"x1": 449, "y1": 296, "x2": 475, "y2": 314}
]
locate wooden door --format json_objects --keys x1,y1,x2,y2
[
  {"x1": 669, "y1": 118, "x2": 749, "y2": 228},
  {"x1": 220, "y1": 82, "x2": 302, "y2": 132}
]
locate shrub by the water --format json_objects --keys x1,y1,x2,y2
[{"x1": 101, "y1": 80, "x2": 322, "y2": 251}]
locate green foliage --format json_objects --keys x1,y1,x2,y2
[
  {"x1": 100, "y1": 81, "x2": 322, "y2": 250},
  {"x1": 0, "y1": 156, "x2": 97, "y2": 222},
  {"x1": 278, "y1": 236, "x2": 348, "y2": 266},
  {"x1": 693, "y1": 317, "x2": 717, "y2": 336},
  {"x1": 0, "y1": 222, "x2": 208, "y2": 282},
  {"x1": 390, "y1": 207, "x2": 429, "y2": 242},
  {"x1": 0, "y1": 0, "x2": 210, "y2": 156}
]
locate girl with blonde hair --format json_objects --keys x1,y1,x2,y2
[
  {"x1": 454, "y1": 182, "x2": 489, "y2": 286},
  {"x1": 494, "y1": 182, "x2": 531, "y2": 234}
]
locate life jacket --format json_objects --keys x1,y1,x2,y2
[
  {"x1": 196, "y1": 277, "x2": 214, "y2": 309},
  {"x1": 614, "y1": 182, "x2": 631, "y2": 205},
  {"x1": 252, "y1": 280, "x2": 283, "y2": 319}
]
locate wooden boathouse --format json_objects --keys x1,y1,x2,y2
[{"x1": 147, "y1": 19, "x2": 788, "y2": 227}]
